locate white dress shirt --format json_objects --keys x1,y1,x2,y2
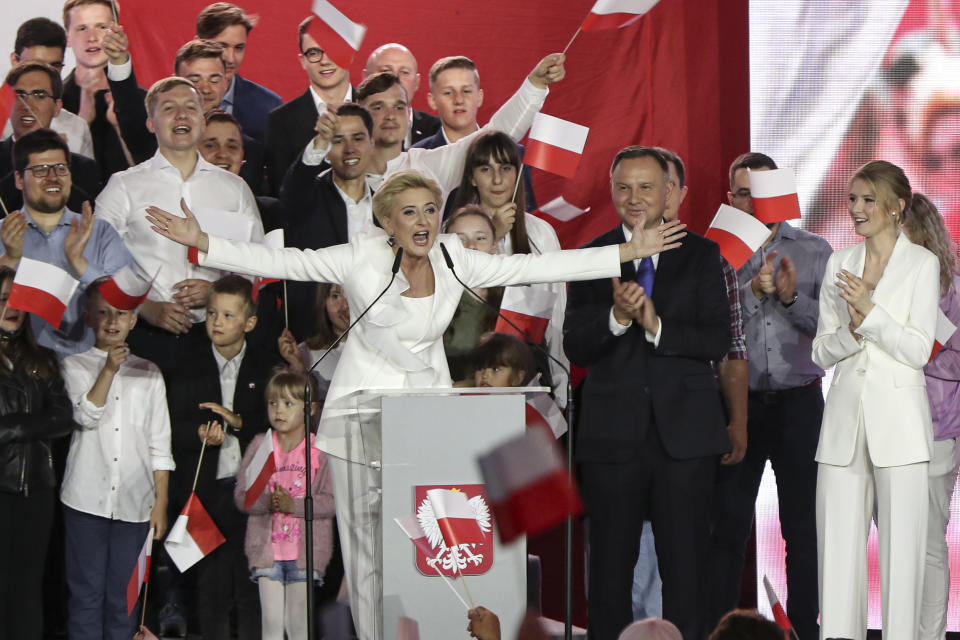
[
  {"x1": 309, "y1": 84, "x2": 352, "y2": 112},
  {"x1": 3, "y1": 109, "x2": 95, "y2": 159},
  {"x1": 608, "y1": 223, "x2": 662, "y2": 346},
  {"x1": 301, "y1": 79, "x2": 547, "y2": 199},
  {"x1": 60, "y1": 348, "x2": 174, "y2": 522},
  {"x1": 213, "y1": 342, "x2": 246, "y2": 480},
  {"x1": 95, "y1": 150, "x2": 265, "y2": 321},
  {"x1": 333, "y1": 180, "x2": 376, "y2": 239}
]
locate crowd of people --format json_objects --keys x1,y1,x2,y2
[{"x1": 0, "y1": 2, "x2": 957, "y2": 640}]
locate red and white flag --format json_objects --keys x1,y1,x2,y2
[
  {"x1": 425, "y1": 489, "x2": 485, "y2": 548},
  {"x1": 526, "y1": 385, "x2": 567, "y2": 438},
  {"x1": 394, "y1": 514, "x2": 437, "y2": 558},
  {"x1": 125, "y1": 527, "x2": 154, "y2": 615},
  {"x1": 477, "y1": 426, "x2": 582, "y2": 543},
  {"x1": 704, "y1": 204, "x2": 772, "y2": 270},
  {"x1": 763, "y1": 575, "x2": 794, "y2": 631},
  {"x1": 931, "y1": 308, "x2": 957, "y2": 362},
  {"x1": 0, "y1": 85, "x2": 16, "y2": 138},
  {"x1": 243, "y1": 430, "x2": 276, "y2": 509},
  {"x1": 306, "y1": 0, "x2": 367, "y2": 70},
  {"x1": 495, "y1": 286, "x2": 557, "y2": 344},
  {"x1": 581, "y1": 0, "x2": 660, "y2": 31},
  {"x1": 7, "y1": 257, "x2": 78, "y2": 327},
  {"x1": 252, "y1": 229, "x2": 285, "y2": 303},
  {"x1": 99, "y1": 266, "x2": 156, "y2": 311},
  {"x1": 748, "y1": 168, "x2": 802, "y2": 224},
  {"x1": 525, "y1": 113, "x2": 589, "y2": 179},
  {"x1": 163, "y1": 492, "x2": 225, "y2": 572},
  {"x1": 536, "y1": 195, "x2": 591, "y2": 222}
]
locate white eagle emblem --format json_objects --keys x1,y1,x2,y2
[{"x1": 416, "y1": 494, "x2": 492, "y2": 573}]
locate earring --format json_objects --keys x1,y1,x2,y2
[
  {"x1": 387, "y1": 233, "x2": 396, "y2": 247},
  {"x1": 890, "y1": 211, "x2": 898, "y2": 216}
]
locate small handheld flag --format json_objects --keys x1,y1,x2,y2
[
  {"x1": 704, "y1": 204, "x2": 772, "y2": 270},
  {"x1": 748, "y1": 168, "x2": 802, "y2": 224},
  {"x1": 581, "y1": 0, "x2": 661, "y2": 31},
  {"x1": 99, "y1": 266, "x2": 156, "y2": 310},
  {"x1": 931, "y1": 308, "x2": 957, "y2": 362},
  {"x1": 125, "y1": 527, "x2": 154, "y2": 615},
  {"x1": 7, "y1": 257, "x2": 79, "y2": 327},
  {"x1": 305, "y1": 0, "x2": 367, "y2": 70},
  {"x1": 525, "y1": 113, "x2": 589, "y2": 179}
]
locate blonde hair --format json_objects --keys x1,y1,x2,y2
[
  {"x1": 904, "y1": 193, "x2": 958, "y2": 296},
  {"x1": 371, "y1": 170, "x2": 443, "y2": 225},
  {"x1": 145, "y1": 76, "x2": 200, "y2": 117},
  {"x1": 850, "y1": 160, "x2": 912, "y2": 225}
]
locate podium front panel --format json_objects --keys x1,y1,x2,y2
[{"x1": 381, "y1": 392, "x2": 527, "y2": 639}]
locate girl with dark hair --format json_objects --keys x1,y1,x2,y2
[
  {"x1": 470, "y1": 333, "x2": 537, "y2": 388},
  {"x1": 451, "y1": 131, "x2": 569, "y2": 404},
  {"x1": 0, "y1": 266, "x2": 76, "y2": 640}
]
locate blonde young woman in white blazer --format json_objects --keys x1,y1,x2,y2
[
  {"x1": 813, "y1": 161, "x2": 940, "y2": 640},
  {"x1": 145, "y1": 169, "x2": 686, "y2": 640}
]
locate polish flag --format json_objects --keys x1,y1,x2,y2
[
  {"x1": 930, "y1": 308, "x2": 957, "y2": 362},
  {"x1": 425, "y1": 489, "x2": 485, "y2": 548},
  {"x1": 7, "y1": 257, "x2": 78, "y2": 328},
  {"x1": 243, "y1": 430, "x2": 276, "y2": 509},
  {"x1": 394, "y1": 514, "x2": 437, "y2": 558},
  {"x1": 477, "y1": 426, "x2": 582, "y2": 543},
  {"x1": 535, "y1": 195, "x2": 591, "y2": 222},
  {"x1": 495, "y1": 286, "x2": 557, "y2": 344},
  {"x1": 581, "y1": 0, "x2": 661, "y2": 31},
  {"x1": 98, "y1": 266, "x2": 156, "y2": 310},
  {"x1": 163, "y1": 492, "x2": 225, "y2": 572},
  {"x1": 305, "y1": 0, "x2": 367, "y2": 70},
  {"x1": 704, "y1": 204, "x2": 772, "y2": 270},
  {"x1": 526, "y1": 386, "x2": 567, "y2": 438},
  {"x1": 525, "y1": 113, "x2": 589, "y2": 179},
  {"x1": 763, "y1": 575, "x2": 794, "y2": 631},
  {"x1": 252, "y1": 229, "x2": 285, "y2": 303},
  {"x1": 126, "y1": 527, "x2": 154, "y2": 615},
  {"x1": 748, "y1": 168, "x2": 802, "y2": 224},
  {"x1": 0, "y1": 85, "x2": 15, "y2": 134}
]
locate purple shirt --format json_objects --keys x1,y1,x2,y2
[{"x1": 927, "y1": 275, "x2": 960, "y2": 441}]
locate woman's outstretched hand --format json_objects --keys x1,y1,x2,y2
[
  {"x1": 146, "y1": 198, "x2": 208, "y2": 253},
  {"x1": 620, "y1": 219, "x2": 686, "y2": 263}
]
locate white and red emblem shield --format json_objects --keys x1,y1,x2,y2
[{"x1": 413, "y1": 484, "x2": 493, "y2": 577}]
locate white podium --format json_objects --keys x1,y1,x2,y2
[{"x1": 321, "y1": 387, "x2": 537, "y2": 639}]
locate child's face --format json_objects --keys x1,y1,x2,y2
[
  {"x1": 474, "y1": 364, "x2": 525, "y2": 388},
  {"x1": 268, "y1": 390, "x2": 305, "y2": 435},
  {"x1": 85, "y1": 292, "x2": 137, "y2": 348},
  {"x1": 206, "y1": 292, "x2": 255, "y2": 349}
]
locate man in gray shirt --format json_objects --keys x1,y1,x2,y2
[{"x1": 706, "y1": 152, "x2": 832, "y2": 639}]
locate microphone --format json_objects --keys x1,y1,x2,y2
[{"x1": 298, "y1": 245, "x2": 403, "y2": 639}]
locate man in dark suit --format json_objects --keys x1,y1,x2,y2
[
  {"x1": 196, "y1": 3, "x2": 281, "y2": 143},
  {"x1": 0, "y1": 62, "x2": 102, "y2": 213},
  {"x1": 264, "y1": 15, "x2": 355, "y2": 196},
  {"x1": 564, "y1": 146, "x2": 731, "y2": 640},
  {"x1": 412, "y1": 55, "x2": 536, "y2": 212},
  {"x1": 364, "y1": 43, "x2": 440, "y2": 148}
]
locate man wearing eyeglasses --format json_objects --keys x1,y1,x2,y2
[
  {"x1": 0, "y1": 128, "x2": 132, "y2": 357},
  {"x1": 6, "y1": 17, "x2": 94, "y2": 159},
  {"x1": 0, "y1": 62, "x2": 103, "y2": 216},
  {"x1": 263, "y1": 15, "x2": 354, "y2": 196}
]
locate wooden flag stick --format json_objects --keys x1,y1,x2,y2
[
  {"x1": 110, "y1": 0, "x2": 120, "y2": 23},
  {"x1": 0, "y1": 194, "x2": 8, "y2": 217},
  {"x1": 426, "y1": 559, "x2": 469, "y2": 610},
  {"x1": 510, "y1": 168, "x2": 522, "y2": 204},
  {"x1": 191, "y1": 422, "x2": 211, "y2": 494},
  {"x1": 139, "y1": 577, "x2": 150, "y2": 628},
  {"x1": 283, "y1": 280, "x2": 289, "y2": 328},
  {"x1": 562, "y1": 26, "x2": 582, "y2": 55},
  {"x1": 457, "y1": 566, "x2": 476, "y2": 609}
]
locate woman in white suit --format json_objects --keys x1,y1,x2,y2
[
  {"x1": 146, "y1": 169, "x2": 686, "y2": 640},
  {"x1": 813, "y1": 161, "x2": 940, "y2": 639}
]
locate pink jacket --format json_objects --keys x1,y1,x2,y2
[
  {"x1": 927, "y1": 276, "x2": 960, "y2": 441},
  {"x1": 233, "y1": 432, "x2": 336, "y2": 572}
]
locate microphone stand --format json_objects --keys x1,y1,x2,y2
[
  {"x1": 439, "y1": 243, "x2": 576, "y2": 640},
  {"x1": 301, "y1": 247, "x2": 403, "y2": 639}
]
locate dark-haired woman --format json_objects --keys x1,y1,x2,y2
[
  {"x1": 0, "y1": 267, "x2": 76, "y2": 640},
  {"x1": 450, "y1": 131, "x2": 569, "y2": 404}
]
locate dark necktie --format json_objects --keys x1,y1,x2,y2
[{"x1": 636, "y1": 257, "x2": 655, "y2": 297}]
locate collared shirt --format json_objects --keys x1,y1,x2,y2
[
  {"x1": 2, "y1": 109, "x2": 95, "y2": 159},
  {"x1": 221, "y1": 75, "x2": 237, "y2": 114},
  {"x1": 333, "y1": 180, "x2": 376, "y2": 239},
  {"x1": 60, "y1": 348, "x2": 174, "y2": 522},
  {"x1": 0, "y1": 209, "x2": 134, "y2": 358},
  {"x1": 213, "y1": 341, "x2": 246, "y2": 479},
  {"x1": 439, "y1": 123, "x2": 480, "y2": 146},
  {"x1": 720, "y1": 256, "x2": 747, "y2": 362},
  {"x1": 96, "y1": 150, "x2": 265, "y2": 322},
  {"x1": 308, "y1": 84, "x2": 352, "y2": 113},
  {"x1": 608, "y1": 224, "x2": 662, "y2": 346},
  {"x1": 738, "y1": 222, "x2": 833, "y2": 390}
]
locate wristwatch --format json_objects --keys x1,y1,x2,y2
[{"x1": 781, "y1": 292, "x2": 798, "y2": 308}]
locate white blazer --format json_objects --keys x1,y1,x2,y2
[
  {"x1": 201, "y1": 230, "x2": 620, "y2": 405},
  {"x1": 812, "y1": 232, "x2": 940, "y2": 467}
]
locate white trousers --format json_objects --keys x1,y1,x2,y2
[
  {"x1": 920, "y1": 438, "x2": 960, "y2": 640},
  {"x1": 329, "y1": 454, "x2": 383, "y2": 640},
  {"x1": 817, "y1": 422, "x2": 929, "y2": 640}
]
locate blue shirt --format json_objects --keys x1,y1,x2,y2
[
  {"x1": 220, "y1": 76, "x2": 236, "y2": 115},
  {"x1": 1, "y1": 209, "x2": 134, "y2": 358},
  {"x1": 737, "y1": 222, "x2": 833, "y2": 390}
]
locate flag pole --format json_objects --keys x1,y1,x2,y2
[
  {"x1": 0, "y1": 193, "x2": 9, "y2": 217},
  {"x1": 110, "y1": 0, "x2": 120, "y2": 23},
  {"x1": 426, "y1": 558, "x2": 470, "y2": 610},
  {"x1": 457, "y1": 566, "x2": 476, "y2": 609},
  {"x1": 562, "y1": 27, "x2": 582, "y2": 55},
  {"x1": 192, "y1": 423, "x2": 211, "y2": 494},
  {"x1": 139, "y1": 575, "x2": 150, "y2": 628},
  {"x1": 510, "y1": 169, "x2": 522, "y2": 204},
  {"x1": 282, "y1": 280, "x2": 289, "y2": 328}
]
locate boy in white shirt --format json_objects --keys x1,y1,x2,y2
[{"x1": 60, "y1": 278, "x2": 173, "y2": 640}]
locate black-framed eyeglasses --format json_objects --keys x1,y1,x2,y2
[
  {"x1": 14, "y1": 89, "x2": 55, "y2": 102},
  {"x1": 301, "y1": 47, "x2": 326, "y2": 63},
  {"x1": 23, "y1": 163, "x2": 70, "y2": 178}
]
